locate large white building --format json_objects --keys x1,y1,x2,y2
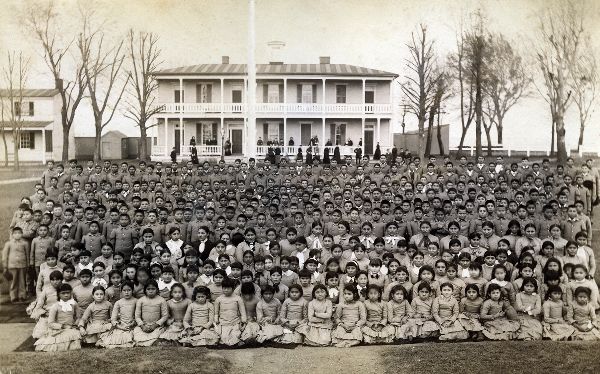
[
  {"x1": 0, "y1": 89, "x2": 73, "y2": 164},
  {"x1": 150, "y1": 56, "x2": 398, "y2": 160}
]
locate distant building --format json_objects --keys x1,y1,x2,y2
[
  {"x1": 75, "y1": 130, "x2": 151, "y2": 160},
  {"x1": 0, "y1": 88, "x2": 73, "y2": 163},
  {"x1": 150, "y1": 56, "x2": 398, "y2": 160}
]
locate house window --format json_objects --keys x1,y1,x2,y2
[
  {"x1": 330, "y1": 123, "x2": 346, "y2": 146},
  {"x1": 262, "y1": 122, "x2": 280, "y2": 142},
  {"x1": 268, "y1": 84, "x2": 280, "y2": 103},
  {"x1": 202, "y1": 123, "x2": 218, "y2": 145},
  {"x1": 174, "y1": 90, "x2": 185, "y2": 103},
  {"x1": 365, "y1": 85, "x2": 375, "y2": 104},
  {"x1": 301, "y1": 84, "x2": 313, "y2": 103},
  {"x1": 14, "y1": 102, "x2": 34, "y2": 116},
  {"x1": 231, "y1": 84, "x2": 243, "y2": 103},
  {"x1": 19, "y1": 131, "x2": 35, "y2": 149},
  {"x1": 196, "y1": 84, "x2": 212, "y2": 103},
  {"x1": 336, "y1": 85, "x2": 346, "y2": 103},
  {"x1": 45, "y1": 130, "x2": 53, "y2": 151}
]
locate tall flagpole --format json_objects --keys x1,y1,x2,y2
[{"x1": 246, "y1": 0, "x2": 257, "y2": 158}]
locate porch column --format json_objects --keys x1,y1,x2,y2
[
  {"x1": 220, "y1": 78, "x2": 224, "y2": 114},
  {"x1": 41, "y1": 129, "x2": 46, "y2": 164},
  {"x1": 283, "y1": 78, "x2": 287, "y2": 114},
  {"x1": 322, "y1": 78, "x2": 326, "y2": 153},
  {"x1": 283, "y1": 117, "x2": 287, "y2": 155},
  {"x1": 164, "y1": 117, "x2": 169, "y2": 157},
  {"x1": 179, "y1": 117, "x2": 184, "y2": 154},
  {"x1": 361, "y1": 117, "x2": 365, "y2": 157},
  {"x1": 376, "y1": 117, "x2": 381, "y2": 146}
]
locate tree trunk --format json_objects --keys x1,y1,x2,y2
[
  {"x1": 550, "y1": 117, "x2": 556, "y2": 157},
  {"x1": 425, "y1": 108, "x2": 435, "y2": 157},
  {"x1": 1, "y1": 129, "x2": 8, "y2": 167},
  {"x1": 93, "y1": 124, "x2": 102, "y2": 163},
  {"x1": 556, "y1": 116, "x2": 567, "y2": 164},
  {"x1": 139, "y1": 124, "x2": 149, "y2": 161},
  {"x1": 437, "y1": 124, "x2": 444, "y2": 156},
  {"x1": 418, "y1": 117, "x2": 426, "y2": 160},
  {"x1": 457, "y1": 128, "x2": 468, "y2": 159},
  {"x1": 577, "y1": 114, "x2": 585, "y2": 152},
  {"x1": 497, "y1": 124, "x2": 503, "y2": 145},
  {"x1": 62, "y1": 123, "x2": 70, "y2": 162},
  {"x1": 12, "y1": 129, "x2": 19, "y2": 171},
  {"x1": 485, "y1": 125, "x2": 493, "y2": 156}
]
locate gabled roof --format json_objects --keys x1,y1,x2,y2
[
  {"x1": 103, "y1": 130, "x2": 128, "y2": 138},
  {"x1": 154, "y1": 64, "x2": 398, "y2": 78},
  {"x1": 0, "y1": 89, "x2": 59, "y2": 97},
  {"x1": 0, "y1": 121, "x2": 52, "y2": 128}
]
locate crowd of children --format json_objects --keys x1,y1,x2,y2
[{"x1": 2, "y1": 154, "x2": 599, "y2": 351}]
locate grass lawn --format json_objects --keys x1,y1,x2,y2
[
  {"x1": 381, "y1": 341, "x2": 600, "y2": 373},
  {"x1": 0, "y1": 347, "x2": 231, "y2": 374}
]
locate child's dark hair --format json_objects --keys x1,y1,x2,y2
[
  {"x1": 49, "y1": 270, "x2": 64, "y2": 281},
  {"x1": 121, "y1": 281, "x2": 135, "y2": 291},
  {"x1": 221, "y1": 277, "x2": 235, "y2": 289},
  {"x1": 439, "y1": 282, "x2": 454, "y2": 292},
  {"x1": 262, "y1": 284, "x2": 275, "y2": 295},
  {"x1": 544, "y1": 285, "x2": 563, "y2": 300},
  {"x1": 240, "y1": 282, "x2": 255, "y2": 296},
  {"x1": 485, "y1": 283, "x2": 503, "y2": 299},
  {"x1": 57, "y1": 283, "x2": 73, "y2": 295},
  {"x1": 417, "y1": 282, "x2": 432, "y2": 293},
  {"x1": 193, "y1": 286, "x2": 211, "y2": 300},
  {"x1": 144, "y1": 279, "x2": 159, "y2": 292},
  {"x1": 92, "y1": 285, "x2": 106, "y2": 294},
  {"x1": 342, "y1": 283, "x2": 360, "y2": 301},
  {"x1": 417, "y1": 265, "x2": 435, "y2": 281},
  {"x1": 389, "y1": 284, "x2": 408, "y2": 300},
  {"x1": 170, "y1": 283, "x2": 186, "y2": 299},
  {"x1": 79, "y1": 269, "x2": 92, "y2": 277},
  {"x1": 288, "y1": 284, "x2": 303, "y2": 297},
  {"x1": 366, "y1": 284, "x2": 382, "y2": 301},
  {"x1": 520, "y1": 277, "x2": 538, "y2": 292},
  {"x1": 464, "y1": 284, "x2": 480, "y2": 297},
  {"x1": 312, "y1": 283, "x2": 328, "y2": 299},
  {"x1": 574, "y1": 286, "x2": 591, "y2": 299}
]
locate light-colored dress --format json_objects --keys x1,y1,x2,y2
[
  {"x1": 362, "y1": 300, "x2": 393, "y2": 343},
  {"x1": 542, "y1": 299, "x2": 575, "y2": 341},
  {"x1": 567, "y1": 302, "x2": 600, "y2": 341},
  {"x1": 480, "y1": 299, "x2": 520, "y2": 340},
  {"x1": 407, "y1": 297, "x2": 439, "y2": 338},
  {"x1": 297, "y1": 299, "x2": 333, "y2": 346},
  {"x1": 276, "y1": 298, "x2": 308, "y2": 344},
  {"x1": 159, "y1": 298, "x2": 192, "y2": 342},
  {"x1": 79, "y1": 300, "x2": 113, "y2": 344},
  {"x1": 98, "y1": 297, "x2": 137, "y2": 348},
  {"x1": 331, "y1": 301, "x2": 366, "y2": 347},
  {"x1": 515, "y1": 292, "x2": 543, "y2": 340},
  {"x1": 240, "y1": 295, "x2": 260, "y2": 342},
  {"x1": 34, "y1": 300, "x2": 81, "y2": 352},
  {"x1": 214, "y1": 295, "x2": 247, "y2": 346},
  {"x1": 133, "y1": 296, "x2": 168, "y2": 346},
  {"x1": 179, "y1": 302, "x2": 220, "y2": 346},
  {"x1": 433, "y1": 296, "x2": 468, "y2": 341},
  {"x1": 458, "y1": 297, "x2": 484, "y2": 332},
  {"x1": 29, "y1": 286, "x2": 59, "y2": 339},
  {"x1": 386, "y1": 299, "x2": 413, "y2": 340},
  {"x1": 256, "y1": 298, "x2": 284, "y2": 343}
]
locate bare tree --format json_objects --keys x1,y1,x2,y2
[
  {"x1": 482, "y1": 32, "x2": 530, "y2": 148},
  {"x1": 1, "y1": 52, "x2": 31, "y2": 171},
  {"x1": 402, "y1": 24, "x2": 439, "y2": 159},
  {"x1": 0, "y1": 88, "x2": 8, "y2": 166},
  {"x1": 77, "y1": 10, "x2": 129, "y2": 162},
  {"x1": 537, "y1": 0, "x2": 586, "y2": 163},
  {"x1": 570, "y1": 42, "x2": 597, "y2": 152},
  {"x1": 26, "y1": 1, "x2": 87, "y2": 162},
  {"x1": 425, "y1": 69, "x2": 450, "y2": 156},
  {"x1": 124, "y1": 29, "x2": 163, "y2": 161}
]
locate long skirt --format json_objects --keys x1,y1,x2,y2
[
  {"x1": 159, "y1": 321, "x2": 186, "y2": 341},
  {"x1": 34, "y1": 327, "x2": 81, "y2": 352},
  {"x1": 32, "y1": 317, "x2": 49, "y2": 339},
  {"x1": 516, "y1": 314, "x2": 543, "y2": 341},
  {"x1": 542, "y1": 321, "x2": 575, "y2": 341},
  {"x1": 390, "y1": 323, "x2": 411, "y2": 340},
  {"x1": 296, "y1": 323, "x2": 332, "y2": 346},
  {"x1": 256, "y1": 323, "x2": 284, "y2": 343},
  {"x1": 362, "y1": 323, "x2": 394, "y2": 344},
  {"x1": 180, "y1": 327, "x2": 220, "y2": 346},
  {"x1": 482, "y1": 317, "x2": 520, "y2": 341},
  {"x1": 275, "y1": 323, "x2": 306, "y2": 344},
  {"x1": 457, "y1": 313, "x2": 483, "y2": 332},
  {"x1": 215, "y1": 323, "x2": 242, "y2": 346},
  {"x1": 133, "y1": 326, "x2": 165, "y2": 346},
  {"x1": 571, "y1": 322, "x2": 600, "y2": 341},
  {"x1": 331, "y1": 325, "x2": 363, "y2": 347},
  {"x1": 406, "y1": 318, "x2": 439, "y2": 338},
  {"x1": 97, "y1": 323, "x2": 134, "y2": 349},
  {"x1": 83, "y1": 320, "x2": 112, "y2": 344},
  {"x1": 240, "y1": 321, "x2": 261, "y2": 343},
  {"x1": 438, "y1": 319, "x2": 469, "y2": 341}
]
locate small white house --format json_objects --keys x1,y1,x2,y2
[{"x1": 0, "y1": 88, "x2": 73, "y2": 163}]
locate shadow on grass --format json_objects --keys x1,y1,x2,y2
[
  {"x1": 380, "y1": 340, "x2": 600, "y2": 374},
  {"x1": 0, "y1": 346, "x2": 232, "y2": 373}
]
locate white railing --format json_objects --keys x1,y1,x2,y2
[
  {"x1": 255, "y1": 145, "x2": 358, "y2": 157},
  {"x1": 181, "y1": 145, "x2": 221, "y2": 156},
  {"x1": 151, "y1": 145, "x2": 167, "y2": 157},
  {"x1": 158, "y1": 103, "x2": 393, "y2": 115}
]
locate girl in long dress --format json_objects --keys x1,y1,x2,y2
[
  {"x1": 98, "y1": 281, "x2": 137, "y2": 348},
  {"x1": 133, "y1": 280, "x2": 168, "y2": 346},
  {"x1": 34, "y1": 283, "x2": 82, "y2": 352},
  {"x1": 542, "y1": 285, "x2": 575, "y2": 341},
  {"x1": 297, "y1": 284, "x2": 333, "y2": 346}
]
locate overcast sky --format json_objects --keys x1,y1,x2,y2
[{"x1": 1, "y1": 0, "x2": 599, "y2": 151}]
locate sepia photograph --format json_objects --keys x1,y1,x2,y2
[{"x1": 0, "y1": 0, "x2": 599, "y2": 373}]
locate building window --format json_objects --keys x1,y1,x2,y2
[
  {"x1": 174, "y1": 90, "x2": 185, "y2": 103},
  {"x1": 45, "y1": 130, "x2": 53, "y2": 152},
  {"x1": 202, "y1": 123, "x2": 218, "y2": 145},
  {"x1": 301, "y1": 84, "x2": 313, "y2": 103},
  {"x1": 14, "y1": 102, "x2": 34, "y2": 116},
  {"x1": 365, "y1": 85, "x2": 375, "y2": 104},
  {"x1": 336, "y1": 85, "x2": 346, "y2": 103},
  {"x1": 330, "y1": 123, "x2": 346, "y2": 146},
  {"x1": 232, "y1": 84, "x2": 243, "y2": 103},
  {"x1": 19, "y1": 131, "x2": 35, "y2": 149},
  {"x1": 262, "y1": 122, "x2": 280, "y2": 143},
  {"x1": 196, "y1": 84, "x2": 212, "y2": 103}
]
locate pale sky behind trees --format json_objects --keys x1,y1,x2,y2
[{"x1": 1, "y1": 0, "x2": 599, "y2": 152}]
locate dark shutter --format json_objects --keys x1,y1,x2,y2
[
  {"x1": 14, "y1": 102, "x2": 21, "y2": 116},
  {"x1": 212, "y1": 123, "x2": 218, "y2": 142},
  {"x1": 279, "y1": 123, "x2": 284, "y2": 141},
  {"x1": 207, "y1": 85, "x2": 212, "y2": 103},
  {"x1": 296, "y1": 85, "x2": 302, "y2": 103},
  {"x1": 196, "y1": 85, "x2": 201, "y2": 103},
  {"x1": 175, "y1": 90, "x2": 180, "y2": 103},
  {"x1": 340, "y1": 124, "x2": 346, "y2": 144},
  {"x1": 330, "y1": 124, "x2": 335, "y2": 145},
  {"x1": 312, "y1": 84, "x2": 317, "y2": 103},
  {"x1": 30, "y1": 132, "x2": 35, "y2": 149},
  {"x1": 279, "y1": 84, "x2": 284, "y2": 103},
  {"x1": 263, "y1": 123, "x2": 268, "y2": 141},
  {"x1": 45, "y1": 130, "x2": 53, "y2": 151},
  {"x1": 29, "y1": 102, "x2": 34, "y2": 116},
  {"x1": 263, "y1": 84, "x2": 268, "y2": 103}
]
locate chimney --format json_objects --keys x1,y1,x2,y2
[
  {"x1": 222, "y1": 56, "x2": 230, "y2": 64},
  {"x1": 267, "y1": 41, "x2": 285, "y2": 64},
  {"x1": 319, "y1": 56, "x2": 330, "y2": 64}
]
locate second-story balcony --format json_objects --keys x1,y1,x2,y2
[{"x1": 158, "y1": 103, "x2": 392, "y2": 116}]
